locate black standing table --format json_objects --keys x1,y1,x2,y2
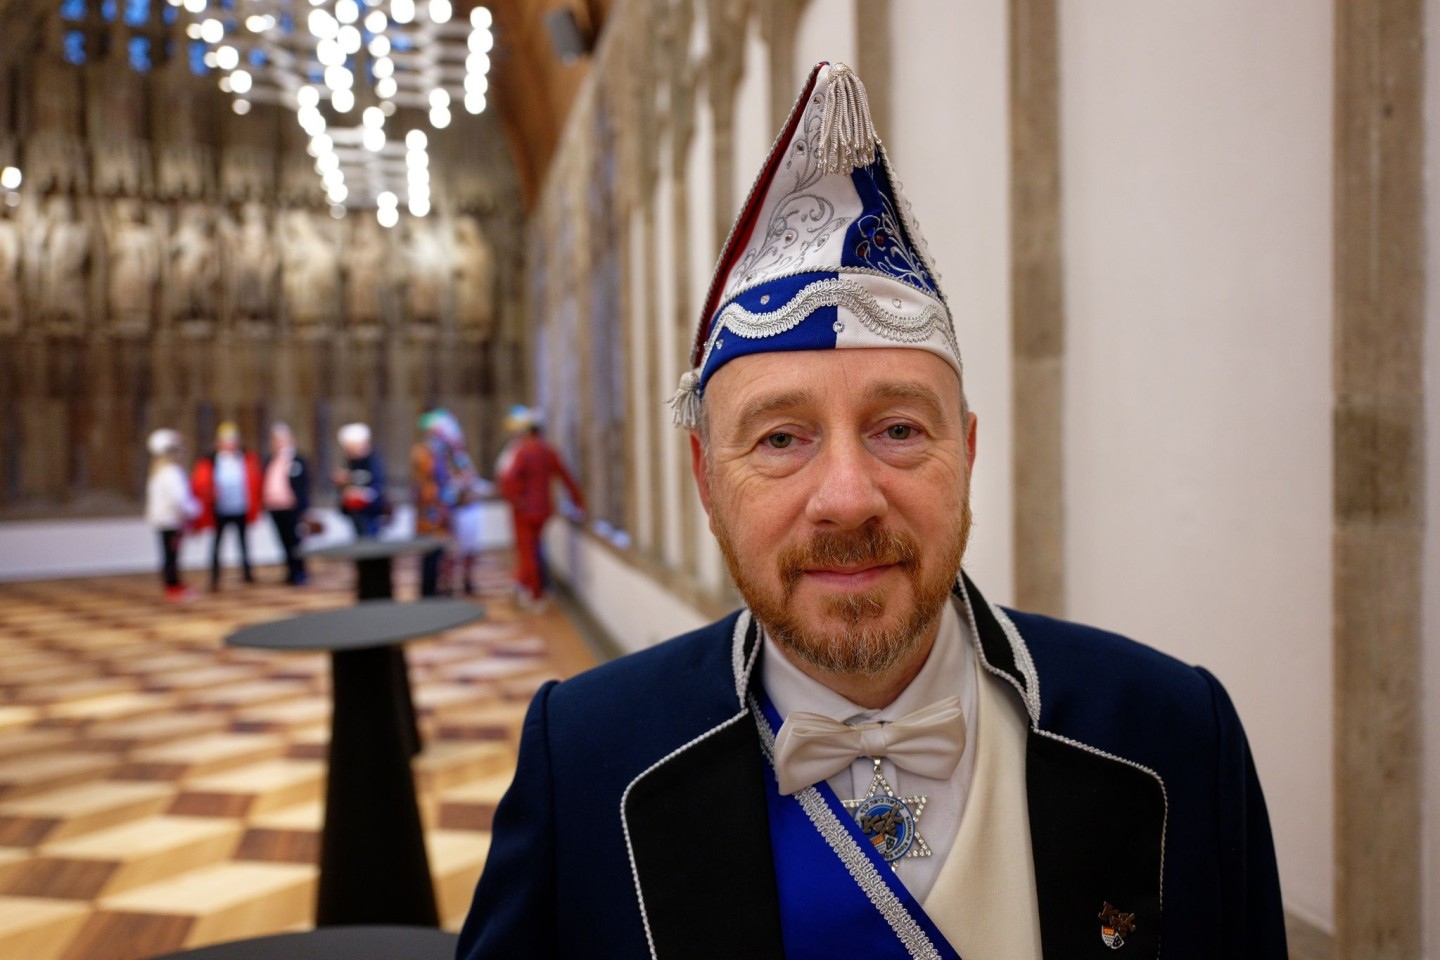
[
  {"x1": 305, "y1": 535, "x2": 447, "y2": 603},
  {"x1": 304, "y1": 536, "x2": 448, "y2": 757},
  {"x1": 152, "y1": 925, "x2": 460, "y2": 959},
  {"x1": 227, "y1": 599, "x2": 483, "y2": 928}
]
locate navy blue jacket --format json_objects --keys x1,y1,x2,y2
[{"x1": 457, "y1": 575, "x2": 1287, "y2": 959}]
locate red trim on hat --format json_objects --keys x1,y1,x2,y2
[{"x1": 690, "y1": 61, "x2": 828, "y2": 367}]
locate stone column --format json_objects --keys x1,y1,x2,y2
[
  {"x1": 1331, "y1": 1, "x2": 1425, "y2": 957},
  {"x1": 1009, "y1": 0, "x2": 1065, "y2": 616}
]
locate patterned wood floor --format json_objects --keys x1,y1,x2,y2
[{"x1": 0, "y1": 553, "x2": 596, "y2": 959}]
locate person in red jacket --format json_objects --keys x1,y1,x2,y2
[
  {"x1": 190, "y1": 421, "x2": 263, "y2": 590},
  {"x1": 498, "y1": 412, "x2": 585, "y2": 608}
]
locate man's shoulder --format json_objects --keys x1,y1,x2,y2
[
  {"x1": 1002, "y1": 607, "x2": 1227, "y2": 750},
  {"x1": 545, "y1": 612, "x2": 745, "y2": 728}
]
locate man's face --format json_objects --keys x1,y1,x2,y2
[{"x1": 693, "y1": 347, "x2": 976, "y2": 678}]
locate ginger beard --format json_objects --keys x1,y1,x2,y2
[{"x1": 714, "y1": 498, "x2": 972, "y2": 677}]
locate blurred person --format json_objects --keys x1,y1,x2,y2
[
  {"x1": 412, "y1": 408, "x2": 460, "y2": 596},
  {"x1": 438, "y1": 412, "x2": 491, "y2": 596},
  {"x1": 498, "y1": 411, "x2": 585, "y2": 609},
  {"x1": 263, "y1": 421, "x2": 311, "y2": 585},
  {"x1": 144, "y1": 428, "x2": 199, "y2": 602},
  {"x1": 190, "y1": 421, "x2": 261, "y2": 590},
  {"x1": 334, "y1": 422, "x2": 387, "y2": 538}
]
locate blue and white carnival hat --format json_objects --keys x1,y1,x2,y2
[{"x1": 671, "y1": 60, "x2": 959, "y2": 429}]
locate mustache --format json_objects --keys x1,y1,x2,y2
[{"x1": 777, "y1": 524, "x2": 920, "y2": 589}]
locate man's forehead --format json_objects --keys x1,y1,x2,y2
[{"x1": 707, "y1": 348, "x2": 961, "y2": 423}]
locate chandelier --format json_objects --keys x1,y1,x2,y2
[{"x1": 170, "y1": 0, "x2": 494, "y2": 223}]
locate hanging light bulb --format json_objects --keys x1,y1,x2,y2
[
  {"x1": 335, "y1": 0, "x2": 359, "y2": 24},
  {"x1": 296, "y1": 85, "x2": 321, "y2": 109},
  {"x1": 405, "y1": 129, "x2": 428, "y2": 151},
  {"x1": 230, "y1": 69, "x2": 252, "y2": 94},
  {"x1": 375, "y1": 76, "x2": 398, "y2": 100},
  {"x1": 391, "y1": 0, "x2": 414, "y2": 24},
  {"x1": 470, "y1": 5, "x2": 490, "y2": 28},
  {"x1": 364, "y1": 10, "x2": 388, "y2": 33},
  {"x1": 215, "y1": 45, "x2": 239, "y2": 70},
  {"x1": 337, "y1": 25, "x2": 362, "y2": 54},
  {"x1": 429, "y1": 106, "x2": 451, "y2": 129},
  {"x1": 368, "y1": 34, "x2": 390, "y2": 57},
  {"x1": 0, "y1": 167, "x2": 22, "y2": 190},
  {"x1": 232, "y1": 99, "x2": 251, "y2": 115},
  {"x1": 362, "y1": 127, "x2": 386, "y2": 152},
  {"x1": 429, "y1": 0, "x2": 451, "y2": 24},
  {"x1": 331, "y1": 87, "x2": 355, "y2": 112},
  {"x1": 377, "y1": 206, "x2": 399, "y2": 228}
]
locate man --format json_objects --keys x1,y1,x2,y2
[
  {"x1": 334, "y1": 422, "x2": 387, "y2": 538},
  {"x1": 190, "y1": 421, "x2": 261, "y2": 590},
  {"x1": 262, "y1": 421, "x2": 311, "y2": 585},
  {"x1": 457, "y1": 62, "x2": 1286, "y2": 959},
  {"x1": 497, "y1": 411, "x2": 584, "y2": 610}
]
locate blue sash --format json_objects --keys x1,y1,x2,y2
[{"x1": 757, "y1": 693, "x2": 963, "y2": 960}]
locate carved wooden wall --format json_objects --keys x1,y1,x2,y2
[{"x1": 0, "y1": 3, "x2": 528, "y2": 518}]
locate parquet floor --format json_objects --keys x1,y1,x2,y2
[{"x1": 0, "y1": 553, "x2": 597, "y2": 959}]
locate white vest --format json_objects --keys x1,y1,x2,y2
[{"x1": 923, "y1": 667, "x2": 1044, "y2": 959}]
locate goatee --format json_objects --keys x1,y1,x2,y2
[{"x1": 716, "y1": 502, "x2": 970, "y2": 678}]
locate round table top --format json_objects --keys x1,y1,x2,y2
[
  {"x1": 226, "y1": 599, "x2": 484, "y2": 653},
  {"x1": 151, "y1": 925, "x2": 459, "y2": 959},
  {"x1": 304, "y1": 535, "x2": 448, "y2": 561}
]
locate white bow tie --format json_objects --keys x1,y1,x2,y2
[{"x1": 771, "y1": 695, "x2": 967, "y2": 796}]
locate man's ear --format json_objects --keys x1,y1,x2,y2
[
  {"x1": 965, "y1": 411, "x2": 978, "y2": 472},
  {"x1": 690, "y1": 432, "x2": 712, "y2": 520}
]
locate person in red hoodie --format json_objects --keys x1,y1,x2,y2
[
  {"x1": 190, "y1": 421, "x2": 263, "y2": 590},
  {"x1": 498, "y1": 410, "x2": 585, "y2": 609}
]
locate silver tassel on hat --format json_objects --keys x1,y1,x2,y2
[
  {"x1": 669, "y1": 370, "x2": 702, "y2": 430},
  {"x1": 817, "y1": 63, "x2": 880, "y2": 175}
]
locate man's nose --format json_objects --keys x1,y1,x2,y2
[{"x1": 805, "y1": 435, "x2": 887, "y2": 529}]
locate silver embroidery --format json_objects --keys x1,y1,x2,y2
[
  {"x1": 721, "y1": 80, "x2": 852, "y2": 304},
  {"x1": 699, "y1": 278, "x2": 959, "y2": 377}
]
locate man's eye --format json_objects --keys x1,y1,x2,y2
[
  {"x1": 764, "y1": 433, "x2": 794, "y2": 449},
  {"x1": 885, "y1": 424, "x2": 916, "y2": 440}
]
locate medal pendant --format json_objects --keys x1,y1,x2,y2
[{"x1": 840, "y1": 758, "x2": 932, "y2": 865}]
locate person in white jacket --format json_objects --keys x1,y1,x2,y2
[{"x1": 145, "y1": 429, "x2": 200, "y2": 602}]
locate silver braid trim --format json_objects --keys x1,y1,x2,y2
[{"x1": 697, "y1": 278, "x2": 958, "y2": 379}]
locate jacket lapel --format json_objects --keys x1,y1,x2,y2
[
  {"x1": 623, "y1": 712, "x2": 786, "y2": 960},
  {"x1": 623, "y1": 615, "x2": 784, "y2": 960},
  {"x1": 962, "y1": 574, "x2": 1164, "y2": 960}
]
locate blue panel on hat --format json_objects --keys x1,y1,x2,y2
[
  {"x1": 699, "y1": 271, "x2": 843, "y2": 390},
  {"x1": 841, "y1": 160, "x2": 940, "y2": 298}
]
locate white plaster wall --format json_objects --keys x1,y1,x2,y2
[
  {"x1": 1423, "y1": 0, "x2": 1439, "y2": 951},
  {"x1": 731, "y1": 14, "x2": 770, "y2": 222},
  {"x1": 1059, "y1": 2, "x2": 1334, "y2": 929},
  {"x1": 888, "y1": 1, "x2": 1013, "y2": 603},
  {"x1": 793, "y1": 0, "x2": 857, "y2": 87},
  {"x1": 654, "y1": 159, "x2": 683, "y2": 570},
  {"x1": 628, "y1": 205, "x2": 655, "y2": 553},
  {"x1": 686, "y1": 94, "x2": 725, "y2": 594},
  {"x1": 543, "y1": 521, "x2": 709, "y2": 653}
]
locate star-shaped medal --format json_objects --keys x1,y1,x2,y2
[{"x1": 840, "y1": 757, "x2": 931, "y2": 865}]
